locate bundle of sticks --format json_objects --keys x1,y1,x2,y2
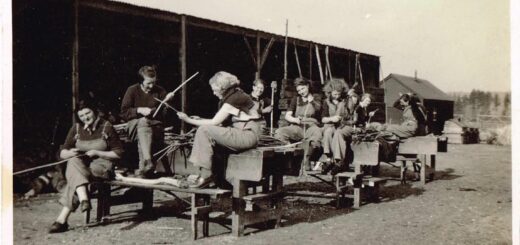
[
  {"x1": 153, "y1": 128, "x2": 195, "y2": 162},
  {"x1": 258, "y1": 134, "x2": 287, "y2": 147}
]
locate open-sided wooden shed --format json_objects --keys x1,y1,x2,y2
[{"x1": 13, "y1": 0, "x2": 382, "y2": 157}]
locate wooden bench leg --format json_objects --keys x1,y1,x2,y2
[
  {"x1": 420, "y1": 154, "x2": 427, "y2": 185},
  {"x1": 429, "y1": 155, "x2": 436, "y2": 181},
  {"x1": 101, "y1": 183, "x2": 111, "y2": 221},
  {"x1": 232, "y1": 180, "x2": 247, "y2": 237},
  {"x1": 353, "y1": 187, "x2": 361, "y2": 208},
  {"x1": 371, "y1": 184, "x2": 381, "y2": 203},
  {"x1": 191, "y1": 194, "x2": 198, "y2": 240},
  {"x1": 400, "y1": 161, "x2": 407, "y2": 184},
  {"x1": 85, "y1": 207, "x2": 91, "y2": 224},
  {"x1": 203, "y1": 196, "x2": 210, "y2": 237},
  {"x1": 142, "y1": 189, "x2": 154, "y2": 214}
]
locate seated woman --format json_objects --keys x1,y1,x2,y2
[
  {"x1": 328, "y1": 93, "x2": 373, "y2": 175},
  {"x1": 320, "y1": 79, "x2": 350, "y2": 168},
  {"x1": 49, "y1": 100, "x2": 123, "y2": 233},
  {"x1": 385, "y1": 93, "x2": 427, "y2": 139},
  {"x1": 176, "y1": 71, "x2": 261, "y2": 188},
  {"x1": 249, "y1": 78, "x2": 273, "y2": 128},
  {"x1": 274, "y1": 78, "x2": 322, "y2": 171}
]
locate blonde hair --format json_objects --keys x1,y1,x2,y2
[
  {"x1": 361, "y1": 93, "x2": 372, "y2": 101},
  {"x1": 209, "y1": 71, "x2": 240, "y2": 91}
]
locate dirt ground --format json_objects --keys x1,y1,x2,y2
[{"x1": 13, "y1": 144, "x2": 512, "y2": 245}]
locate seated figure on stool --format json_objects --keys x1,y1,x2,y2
[
  {"x1": 249, "y1": 78, "x2": 273, "y2": 130},
  {"x1": 328, "y1": 93, "x2": 373, "y2": 175},
  {"x1": 176, "y1": 71, "x2": 261, "y2": 188},
  {"x1": 274, "y1": 78, "x2": 323, "y2": 172},
  {"x1": 49, "y1": 100, "x2": 124, "y2": 233},
  {"x1": 120, "y1": 66, "x2": 175, "y2": 178},
  {"x1": 378, "y1": 93, "x2": 428, "y2": 180}
]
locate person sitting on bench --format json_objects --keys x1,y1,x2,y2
[
  {"x1": 120, "y1": 66, "x2": 175, "y2": 178},
  {"x1": 274, "y1": 78, "x2": 323, "y2": 171},
  {"x1": 249, "y1": 78, "x2": 273, "y2": 129},
  {"x1": 176, "y1": 71, "x2": 261, "y2": 188},
  {"x1": 49, "y1": 100, "x2": 123, "y2": 233},
  {"x1": 328, "y1": 93, "x2": 373, "y2": 175},
  {"x1": 385, "y1": 93, "x2": 427, "y2": 139},
  {"x1": 320, "y1": 79, "x2": 352, "y2": 171}
]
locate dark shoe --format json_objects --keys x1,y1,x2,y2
[
  {"x1": 189, "y1": 175, "x2": 214, "y2": 189},
  {"x1": 48, "y1": 222, "x2": 69, "y2": 233},
  {"x1": 321, "y1": 162, "x2": 335, "y2": 175},
  {"x1": 142, "y1": 159, "x2": 156, "y2": 178},
  {"x1": 80, "y1": 200, "x2": 91, "y2": 213},
  {"x1": 330, "y1": 164, "x2": 347, "y2": 176}
]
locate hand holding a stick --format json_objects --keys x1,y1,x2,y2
[
  {"x1": 152, "y1": 72, "x2": 199, "y2": 118},
  {"x1": 60, "y1": 148, "x2": 82, "y2": 159}
]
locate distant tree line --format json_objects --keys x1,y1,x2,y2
[{"x1": 450, "y1": 89, "x2": 510, "y2": 120}]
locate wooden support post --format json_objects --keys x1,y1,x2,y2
[
  {"x1": 255, "y1": 32, "x2": 261, "y2": 79},
  {"x1": 180, "y1": 15, "x2": 187, "y2": 133},
  {"x1": 309, "y1": 43, "x2": 313, "y2": 79},
  {"x1": 71, "y1": 0, "x2": 79, "y2": 123},
  {"x1": 284, "y1": 19, "x2": 288, "y2": 80}
]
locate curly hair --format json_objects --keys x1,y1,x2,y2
[
  {"x1": 322, "y1": 78, "x2": 349, "y2": 94},
  {"x1": 209, "y1": 71, "x2": 241, "y2": 91}
]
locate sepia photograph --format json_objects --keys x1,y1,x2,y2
[{"x1": 1, "y1": 0, "x2": 517, "y2": 244}]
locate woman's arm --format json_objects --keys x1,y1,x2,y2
[
  {"x1": 285, "y1": 111, "x2": 301, "y2": 124},
  {"x1": 60, "y1": 126, "x2": 79, "y2": 159},
  {"x1": 85, "y1": 150, "x2": 120, "y2": 160},
  {"x1": 320, "y1": 102, "x2": 340, "y2": 124},
  {"x1": 178, "y1": 103, "x2": 236, "y2": 127}
]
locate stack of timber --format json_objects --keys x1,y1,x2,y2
[{"x1": 443, "y1": 119, "x2": 479, "y2": 144}]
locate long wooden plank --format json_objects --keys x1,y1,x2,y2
[{"x1": 108, "y1": 180, "x2": 231, "y2": 196}]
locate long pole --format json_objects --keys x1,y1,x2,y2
[
  {"x1": 325, "y1": 46, "x2": 332, "y2": 80},
  {"x1": 315, "y1": 45, "x2": 324, "y2": 84},
  {"x1": 180, "y1": 15, "x2": 187, "y2": 133},
  {"x1": 72, "y1": 0, "x2": 79, "y2": 123},
  {"x1": 256, "y1": 32, "x2": 261, "y2": 79},
  {"x1": 357, "y1": 55, "x2": 365, "y2": 94},
  {"x1": 294, "y1": 42, "x2": 302, "y2": 77},
  {"x1": 284, "y1": 19, "x2": 288, "y2": 80},
  {"x1": 152, "y1": 72, "x2": 199, "y2": 118},
  {"x1": 270, "y1": 81, "x2": 277, "y2": 135}
]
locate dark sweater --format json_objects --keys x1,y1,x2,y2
[{"x1": 120, "y1": 83, "x2": 167, "y2": 121}]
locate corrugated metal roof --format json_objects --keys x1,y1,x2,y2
[{"x1": 381, "y1": 73, "x2": 453, "y2": 101}]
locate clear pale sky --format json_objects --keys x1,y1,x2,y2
[{"x1": 118, "y1": 0, "x2": 510, "y2": 93}]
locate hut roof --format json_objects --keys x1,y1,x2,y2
[{"x1": 381, "y1": 73, "x2": 453, "y2": 101}]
